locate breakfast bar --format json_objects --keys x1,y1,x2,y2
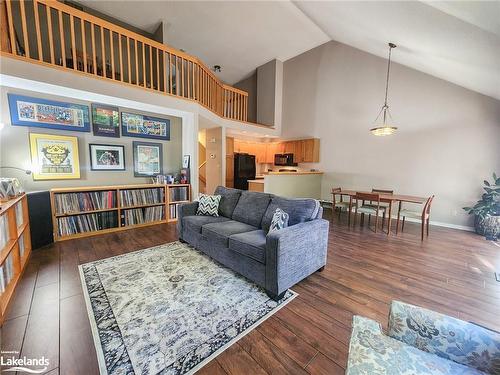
[{"x1": 248, "y1": 171, "x2": 323, "y2": 199}]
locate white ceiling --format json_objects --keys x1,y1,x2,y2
[{"x1": 78, "y1": 1, "x2": 500, "y2": 100}]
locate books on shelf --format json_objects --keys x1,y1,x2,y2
[
  {"x1": 169, "y1": 186, "x2": 189, "y2": 202},
  {"x1": 0, "y1": 214, "x2": 10, "y2": 250},
  {"x1": 120, "y1": 188, "x2": 165, "y2": 207},
  {"x1": 169, "y1": 204, "x2": 179, "y2": 220},
  {"x1": 55, "y1": 191, "x2": 116, "y2": 214},
  {"x1": 122, "y1": 206, "x2": 164, "y2": 226},
  {"x1": 58, "y1": 211, "x2": 118, "y2": 236},
  {"x1": 15, "y1": 202, "x2": 24, "y2": 228},
  {"x1": 0, "y1": 253, "x2": 15, "y2": 294}
]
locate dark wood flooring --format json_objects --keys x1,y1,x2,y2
[{"x1": 2, "y1": 213, "x2": 499, "y2": 375}]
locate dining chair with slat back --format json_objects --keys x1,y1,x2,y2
[
  {"x1": 353, "y1": 192, "x2": 385, "y2": 233},
  {"x1": 360, "y1": 188, "x2": 394, "y2": 230},
  {"x1": 331, "y1": 187, "x2": 350, "y2": 221},
  {"x1": 397, "y1": 195, "x2": 435, "y2": 240}
]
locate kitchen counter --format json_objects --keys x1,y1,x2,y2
[
  {"x1": 247, "y1": 173, "x2": 323, "y2": 198},
  {"x1": 267, "y1": 171, "x2": 323, "y2": 175}
]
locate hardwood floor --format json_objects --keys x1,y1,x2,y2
[{"x1": 1, "y1": 213, "x2": 499, "y2": 374}]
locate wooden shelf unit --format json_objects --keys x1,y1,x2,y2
[
  {"x1": 51, "y1": 184, "x2": 191, "y2": 241},
  {"x1": 0, "y1": 194, "x2": 32, "y2": 324}
]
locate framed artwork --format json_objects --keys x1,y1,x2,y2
[
  {"x1": 89, "y1": 144, "x2": 125, "y2": 171},
  {"x1": 121, "y1": 112, "x2": 170, "y2": 140},
  {"x1": 133, "y1": 141, "x2": 163, "y2": 177},
  {"x1": 29, "y1": 133, "x2": 80, "y2": 180},
  {"x1": 182, "y1": 155, "x2": 190, "y2": 169},
  {"x1": 8, "y1": 94, "x2": 90, "y2": 132},
  {"x1": 91, "y1": 103, "x2": 120, "y2": 137}
]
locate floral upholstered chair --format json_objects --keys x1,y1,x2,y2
[{"x1": 347, "y1": 301, "x2": 500, "y2": 375}]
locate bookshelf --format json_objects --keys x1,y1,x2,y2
[
  {"x1": 50, "y1": 184, "x2": 191, "y2": 241},
  {"x1": 0, "y1": 194, "x2": 32, "y2": 324}
]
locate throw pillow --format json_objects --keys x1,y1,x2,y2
[
  {"x1": 197, "y1": 194, "x2": 221, "y2": 216},
  {"x1": 269, "y1": 208, "x2": 289, "y2": 233}
]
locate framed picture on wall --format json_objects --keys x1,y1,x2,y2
[
  {"x1": 133, "y1": 141, "x2": 163, "y2": 177},
  {"x1": 182, "y1": 155, "x2": 190, "y2": 169},
  {"x1": 89, "y1": 144, "x2": 125, "y2": 171},
  {"x1": 29, "y1": 133, "x2": 80, "y2": 180},
  {"x1": 91, "y1": 104, "x2": 120, "y2": 137},
  {"x1": 121, "y1": 112, "x2": 170, "y2": 140},
  {"x1": 8, "y1": 94, "x2": 90, "y2": 132}
]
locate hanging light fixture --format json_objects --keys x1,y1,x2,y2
[{"x1": 370, "y1": 42, "x2": 398, "y2": 136}]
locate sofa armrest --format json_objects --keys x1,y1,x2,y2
[
  {"x1": 388, "y1": 300, "x2": 500, "y2": 373},
  {"x1": 265, "y1": 218, "x2": 329, "y2": 296},
  {"x1": 177, "y1": 202, "x2": 199, "y2": 238}
]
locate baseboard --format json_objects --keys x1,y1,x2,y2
[{"x1": 402, "y1": 216, "x2": 475, "y2": 232}]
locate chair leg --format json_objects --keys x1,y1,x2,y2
[
  {"x1": 396, "y1": 212, "x2": 401, "y2": 234},
  {"x1": 426, "y1": 218, "x2": 430, "y2": 237},
  {"x1": 374, "y1": 213, "x2": 378, "y2": 233},
  {"x1": 382, "y1": 212, "x2": 386, "y2": 231},
  {"x1": 338, "y1": 207, "x2": 342, "y2": 220},
  {"x1": 421, "y1": 220, "x2": 425, "y2": 241},
  {"x1": 402, "y1": 216, "x2": 405, "y2": 232},
  {"x1": 368, "y1": 215, "x2": 371, "y2": 225}
]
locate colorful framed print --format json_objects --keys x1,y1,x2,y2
[
  {"x1": 91, "y1": 104, "x2": 120, "y2": 137},
  {"x1": 8, "y1": 94, "x2": 90, "y2": 132},
  {"x1": 121, "y1": 112, "x2": 170, "y2": 140},
  {"x1": 133, "y1": 141, "x2": 163, "y2": 177},
  {"x1": 29, "y1": 133, "x2": 80, "y2": 180},
  {"x1": 89, "y1": 144, "x2": 125, "y2": 171}
]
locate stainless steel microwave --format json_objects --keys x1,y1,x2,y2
[{"x1": 274, "y1": 153, "x2": 296, "y2": 166}]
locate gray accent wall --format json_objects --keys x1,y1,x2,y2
[
  {"x1": 0, "y1": 87, "x2": 183, "y2": 192},
  {"x1": 234, "y1": 71, "x2": 257, "y2": 123},
  {"x1": 281, "y1": 41, "x2": 500, "y2": 228}
]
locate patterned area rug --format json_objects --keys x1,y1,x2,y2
[{"x1": 79, "y1": 241, "x2": 296, "y2": 375}]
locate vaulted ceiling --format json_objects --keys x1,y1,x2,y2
[{"x1": 78, "y1": 1, "x2": 500, "y2": 100}]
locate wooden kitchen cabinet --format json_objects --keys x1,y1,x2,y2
[{"x1": 302, "y1": 138, "x2": 320, "y2": 162}]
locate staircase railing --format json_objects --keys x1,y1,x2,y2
[{"x1": 0, "y1": 0, "x2": 248, "y2": 122}]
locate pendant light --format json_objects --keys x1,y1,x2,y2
[{"x1": 370, "y1": 43, "x2": 398, "y2": 136}]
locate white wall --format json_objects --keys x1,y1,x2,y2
[
  {"x1": 0, "y1": 87, "x2": 183, "y2": 191},
  {"x1": 282, "y1": 41, "x2": 500, "y2": 228}
]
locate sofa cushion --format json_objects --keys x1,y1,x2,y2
[
  {"x1": 214, "y1": 186, "x2": 242, "y2": 218},
  {"x1": 347, "y1": 316, "x2": 486, "y2": 375},
  {"x1": 232, "y1": 191, "x2": 272, "y2": 228},
  {"x1": 197, "y1": 194, "x2": 221, "y2": 216},
  {"x1": 261, "y1": 196, "x2": 320, "y2": 232},
  {"x1": 183, "y1": 215, "x2": 230, "y2": 233},
  {"x1": 202, "y1": 220, "x2": 258, "y2": 247},
  {"x1": 229, "y1": 230, "x2": 267, "y2": 264}
]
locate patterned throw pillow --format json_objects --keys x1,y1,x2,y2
[
  {"x1": 197, "y1": 194, "x2": 221, "y2": 216},
  {"x1": 269, "y1": 208, "x2": 289, "y2": 233}
]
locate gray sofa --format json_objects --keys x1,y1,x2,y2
[{"x1": 177, "y1": 186, "x2": 329, "y2": 300}]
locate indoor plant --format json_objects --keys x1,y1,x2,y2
[{"x1": 463, "y1": 173, "x2": 500, "y2": 239}]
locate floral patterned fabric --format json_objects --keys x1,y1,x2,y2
[
  {"x1": 388, "y1": 301, "x2": 500, "y2": 374},
  {"x1": 347, "y1": 315, "x2": 488, "y2": 375}
]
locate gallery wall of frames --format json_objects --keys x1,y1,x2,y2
[{"x1": 0, "y1": 88, "x2": 184, "y2": 191}]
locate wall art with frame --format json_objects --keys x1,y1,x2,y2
[
  {"x1": 121, "y1": 112, "x2": 170, "y2": 140},
  {"x1": 29, "y1": 133, "x2": 80, "y2": 180},
  {"x1": 133, "y1": 141, "x2": 163, "y2": 177},
  {"x1": 89, "y1": 144, "x2": 125, "y2": 171},
  {"x1": 91, "y1": 103, "x2": 120, "y2": 137},
  {"x1": 8, "y1": 94, "x2": 90, "y2": 132}
]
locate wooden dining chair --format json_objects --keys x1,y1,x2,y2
[
  {"x1": 397, "y1": 195, "x2": 435, "y2": 240},
  {"x1": 352, "y1": 192, "x2": 386, "y2": 233},
  {"x1": 360, "y1": 188, "x2": 393, "y2": 229},
  {"x1": 331, "y1": 187, "x2": 350, "y2": 221}
]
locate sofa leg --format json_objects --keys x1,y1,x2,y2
[
  {"x1": 318, "y1": 266, "x2": 325, "y2": 272},
  {"x1": 266, "y1": 290, "x2": 286, "y2": 302},
  {"x1": 178, "y1": 238, "x2": 187, "y2": 243}
]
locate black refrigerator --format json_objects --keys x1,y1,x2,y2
[{"x1": 234, "y1": 153, "x2": 256, "y2": 190}]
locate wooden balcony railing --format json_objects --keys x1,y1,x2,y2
[{"x1": 0, "y1": 0, "x2": 248, "y2": 122}]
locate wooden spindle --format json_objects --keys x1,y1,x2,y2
[
  {"x1": 33, "y1": 1, "x2": 43, "y2": 61},
  {"x1": 58, "y1": 10, "x2": 65, "y2": 67},
  {"x1": 91, "y1": 23, "x2": 96, "y2": 74},
  {"x1": 149, "y1": 44, "x2": 152, "y2": 89},
  {"x1": 156, "y1": 48, "x2": 159, "y2": 91},
  {"x1": 118, "y1": 34, "x2": 123, "y2": 81},
  {"x1": 134, "y1": 39, "x2": 139, "y2": 85},
  {"x1": 127, "y1": 36, "x2": 131, "y2": 83},
  {"x1": 110, "y1": 30, "x2": 115, "y2": 79},
  {"x1": 81, "y1": 19, "x2": 87, "y2": 73},
  {"x1": 163, "y1": 51, "x2": 167, "y2": 93},
  {"x1": 19, "y1": 0, "x2": 30, "y2": 58},
  {"x1": 169, "y1": 53, "x2": 172, "y2": 94},
  {"x1": 181, "y1": 58, "x2": 185, "y2": 97},
  {"x1": 70, "y1": 15, "x2": 76, "y2": 69},
  {"x1": 100, "y1": 26, "x2": 105, "y2": 76},
  {"x1": 5, "y1": 0, "x2": 16, "y2": 54},
  {"x1": 142, "y1": 42, "x2": 146, "y2": 87},
  {"x1": 46, "y1": 4, "x2": 55, "y2": 63}
]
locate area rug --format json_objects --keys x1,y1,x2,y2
[{"x1": 79, "y1": 241, "x2": 296, "y2": 375}]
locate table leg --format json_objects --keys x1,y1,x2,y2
[
  {"x1": 387, "y1": 201, "x2": 393, "y2": 235},
  {"x1": 348, "y1": 196, "x2": 353, "y2": 226},
  {"x1": 396, "y1": 201, "x2": 402, "y2": 234}
]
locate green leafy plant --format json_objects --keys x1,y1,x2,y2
[{"x1": 463, "y1": 173, "x2": 500, "y2": 219}]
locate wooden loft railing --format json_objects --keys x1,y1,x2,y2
[{"x1": 0, "y1": 0, "x2": 248, "y2": 122}]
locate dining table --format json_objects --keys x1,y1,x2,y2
[{"x1": 332, "y1": 189, "x2": 428, "y2": 235}]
